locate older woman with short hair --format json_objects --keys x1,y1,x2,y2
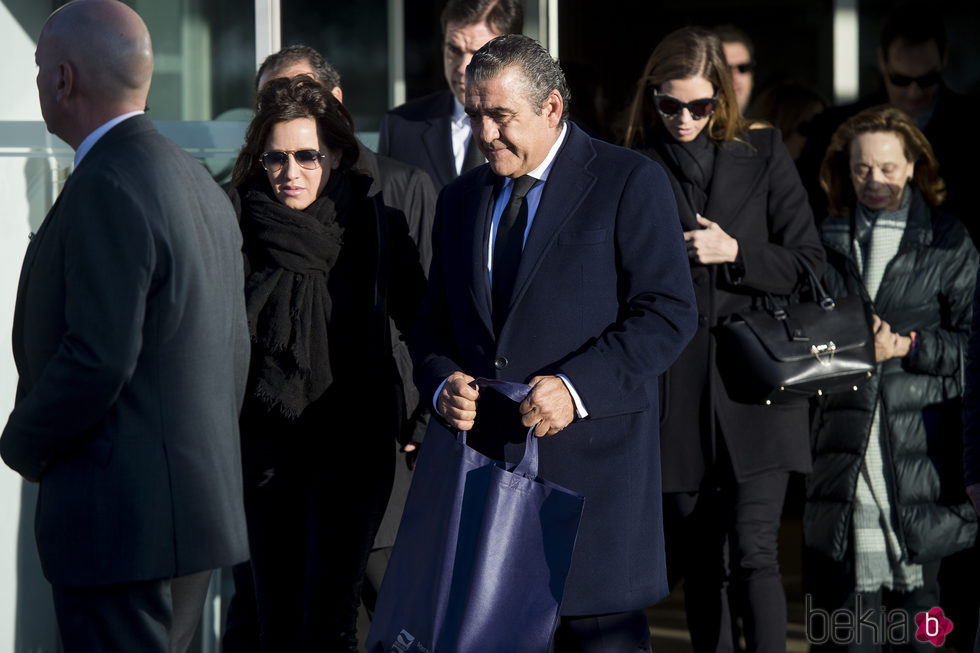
[{"x1": 806, "y1": 105, "x2": 978, "y2": 649}]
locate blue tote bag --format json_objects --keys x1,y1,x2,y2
[{"x1": 367, "y1": 379, "x2": 585, "y2": 653}]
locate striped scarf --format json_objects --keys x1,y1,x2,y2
[{"x1": 850, "y1": 188, "x2": 923, "y2": 592}]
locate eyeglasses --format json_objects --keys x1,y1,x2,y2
[
  {"x1": 260, "y1": 149, "x2": 325, "y2": 174},
  {"x1": 729, "y1": 62, "x2": 755, "y2": 75},
  {"x1": 887, "y1": 70, "x2": 941, "y2": 88},
  {"x1": 653, "y1": 92, "x2": 718, "y2": 120}
]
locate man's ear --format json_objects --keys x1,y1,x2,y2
[
  {"x1": 543, "y1": 89, "x2": 563, "y2": 128},
  {"x1": 56, "y1": 61, "x2": 73, "y2": 102},
  {"x1": 331, "y1": 85, "x2": 343, "y2": 103}
]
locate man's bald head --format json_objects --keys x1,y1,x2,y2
[{"x1": 37, "y1": 0, "x2": 153, "y2": 144}]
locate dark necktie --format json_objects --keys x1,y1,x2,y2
[
  {"x1": 492, "y1": 174, "x2": 536, "y2": 330},
  {"x1": 461, "y1": 133, "x2": 485, "y2": 173}
]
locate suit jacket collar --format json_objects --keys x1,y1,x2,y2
[
  {"x1": 421, "y1": 90, "x2": 457, "y2": 187},
  {"x1": 15, "y1": 115, "x2": 160, "y2": 332}
]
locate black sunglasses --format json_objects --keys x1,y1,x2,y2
[
  {"x1": 729, "y1": 62, "x2": 755, "y2": 74},
  {"x1": 260, "y1": 149, "x2": 325, "y2": 173},
  {"x1": 653, "y1": 92, "x2": 718, "y2": 120},
  {"x1": 887, "y1": 70, "x2": 941, "y2": 88}
]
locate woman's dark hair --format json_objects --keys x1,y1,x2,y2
[
  {"x1": 819, "y1": 105, "x2": 945, "y2": 216},
  {"x1": 231, "y1": 75, "x2": 359, "y2": 188},
  {"x1": 623, "y1": 26, "x2": 750, "y2": 148}
]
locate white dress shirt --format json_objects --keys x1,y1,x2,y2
[{"x1": 74, "y1": 111, "x2": 145, "y2": 168}]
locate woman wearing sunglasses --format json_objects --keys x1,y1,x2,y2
[
  {"x1": 228, "y1": 76, "x2": 425, "y2": 651},
  {"x1": 624, "y1": 26, "x2": 824, "y2": 652}
]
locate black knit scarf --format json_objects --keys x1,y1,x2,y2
[
  {"x1": 651, "y1": 122, "x2": 716, "y2": 217},
  {"x1": 241, "y1": 173, "x2": 351, "y2": 420}
]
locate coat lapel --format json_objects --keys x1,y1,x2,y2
[
  {"x1": 465, "y1": 169, "x2": 497, "y2": 337},
  {"x1": 422, "y1": 93, "x2": 458, "y2": 187},
  {"x1": 702, "y1": 140, "x2": 766, "y2": 229},
  {"x1": 507, "y1": 124, "x2": 596, "y2": 316}
]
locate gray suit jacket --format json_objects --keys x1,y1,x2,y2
[{"x1": 0, "y1": 115, "x2": 250, "y2": 587}]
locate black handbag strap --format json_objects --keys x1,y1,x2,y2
[{"x1": 760, "y1": 250, "x2": 837, "y2": 342}]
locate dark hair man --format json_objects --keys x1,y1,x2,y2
[
  {"x1": 412, "y1": 34, "x2": 697, "y2": 651},
  {"x1": 799, "y1": 2, "x2": 977, "y2": 238},
  {"x1": 0, "y1": 1, "x2": 250, "y2": 651},
  {"x1": 713, "y1": 24, "x2": 755, "y2": 113},
  {"x1": 378, "y1": 0, "x2": 523, "y2": 190}
]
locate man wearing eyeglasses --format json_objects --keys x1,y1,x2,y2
[
  {"x1": 799, "y1": 5, "x2": 976, "y2": 239},
  {"x1": 0, "y1": 1, "x2": 250, "y2": 651}
]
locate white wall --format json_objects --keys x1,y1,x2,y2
[{"x1": 0, "y1": 3, "x2": 69, "y2": 652}]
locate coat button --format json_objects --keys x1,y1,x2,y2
[{"x1": 494, "y1": 356, "x2": 509, "y2": 370}]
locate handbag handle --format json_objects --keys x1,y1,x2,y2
[{"x1": 460, "y1": 378, "x2": 540, "y2": 480}]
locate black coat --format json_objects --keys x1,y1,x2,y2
[
  {"x1": 640, "y1": 128, "x2": 825, "y2": 492},
  {"x1": 805, "y1": 190, "x2": 979, "y2": 563}
]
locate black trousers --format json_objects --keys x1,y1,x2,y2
[
  {"x1": 239, "y1": 402, "x2": 393, "y2": 652},
  {"x1": 552, "y1": 610, "x2": 652, "y2": 652},
  {"x1": 52, "y1": 570, "x2": 211, "y2": 653},
  {"x1": 665, "y1": 469, "x2": 790, "y2": 653}
]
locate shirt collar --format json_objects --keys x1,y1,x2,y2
[
  {"x1": 525, "y1": 122, "x2": 567, "y2": 183},
  {"x1": 452, "y1": 95, "x2": 467, "y2": 127},
  {"x1": 74, "y1": 110, "x2": 144, "y2": 168}
]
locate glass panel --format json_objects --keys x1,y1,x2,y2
[
  {"x1": 132, "y1": 0, "x2": 256, "y2": 123},
  {"x1": 280, "y1": 0, "x2": 388, "y2": 132}
]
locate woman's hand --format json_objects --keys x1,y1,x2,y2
[
  {"x1": 872, "y1": 315, "x2": 912, "y2": 362},
  {"x1": 683, "y1": 214, "x2": 739, "y2": 264}
]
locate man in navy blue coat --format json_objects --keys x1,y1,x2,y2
[{"x1": 412, "y1": 34, "x2": 697, "y2": 651}]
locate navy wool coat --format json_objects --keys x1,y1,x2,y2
[{"x1": 412, "y1": 122, "x2": 698, "y2": 615}]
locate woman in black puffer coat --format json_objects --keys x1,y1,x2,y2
[{"x1": 805, "y1": 106, "x2": 977, "y2": 648}]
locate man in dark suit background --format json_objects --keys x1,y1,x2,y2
[
  {"x1": 412, "y1": 34, "x2": 697, "y2": 651},
  {"x1": 0, "y1": 1, "x2": 250, "y2": 650},
  {"x1": 378, "y1": 0, "x2": 523, "y2": 190},
  {"x1": 799, "y1": 3, "x2": 978, "y2": 237}
]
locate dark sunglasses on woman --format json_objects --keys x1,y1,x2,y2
[
  {"x1": 261, "y1": 149, "x2": 325, "y2": 174},
  {"x1": 653, "y1": 91, "x2": 718, "y2": 120}
]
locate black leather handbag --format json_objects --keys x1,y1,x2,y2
[{"x1": 715, "y1": 253, "x2": 875, "y2": 404}]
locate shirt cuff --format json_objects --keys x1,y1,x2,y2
[
  {"x1": 556, "y1": 374, "x2": 588, "y2": 419},
  {"x1": 432, "y1": 377, "x2": 449, "y2": 417}
]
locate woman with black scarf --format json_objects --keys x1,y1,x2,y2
[
  {"x1": 623, "y1": 27, "x2": 824, "y2": 652},
  {"x1": 228, "y1": 76, "x2": 426, "y2": 652}
]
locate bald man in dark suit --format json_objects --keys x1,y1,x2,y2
[{"x1": 0, "y1": 2, "x2": 250, "y2": 651}]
